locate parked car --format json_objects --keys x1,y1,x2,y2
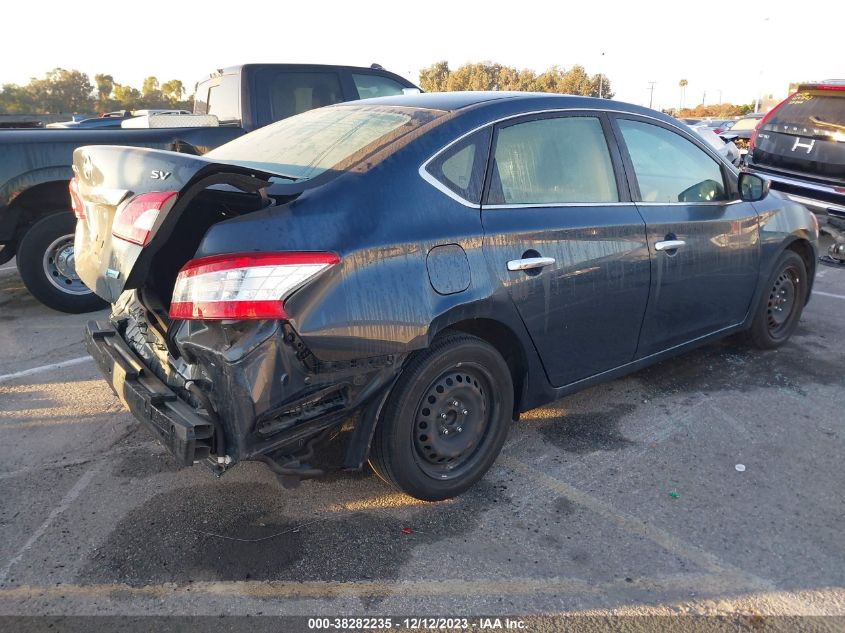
[
  {"x1": 695, "y1": 119, "x2": 735, "y2": 135},
  {"x1": 0, "y1": 63, "x2": 417, "y2": 312},
  {"x1": 689, "y1": 124, "x2": 741, "y2": 165},
  {"x1": 719, "y1": 113, "x2": 764, "y2": 156},
  {"x1": 744, "y1": 81, "x2": 845, "y2": 263},
  {"x1": 74, "y1": 92, "x2": 818, "y2": 501}
]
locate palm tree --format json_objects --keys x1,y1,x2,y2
[{"x1": 679, "y1": 79, "x2": 688, "y2": 112}]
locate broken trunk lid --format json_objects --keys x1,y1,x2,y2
[{"x1": 72, "y1": 145, "x2": 285, "y2": 303}]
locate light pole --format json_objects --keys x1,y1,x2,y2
[
  {"x1": 648, "y1": 81, "x2": 656, "y2": 109},
  {"x1": 598, "y1": 51, "x2": 605, "y2": 98},
  {"x1": 755, "y1": 17, "x2": 770, "y2": 113}
]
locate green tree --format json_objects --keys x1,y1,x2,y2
[
  {"x1": 419, "y1": 61, "x2": 451, "y2": 92},
  {"x1": 142, "y1": 76, "x2": 160, "y2": 95},
  {"x1": 28, "y1": 68, "x2": 94, "y2": 113},
  {"x1": 590, "y1": 73, "x2": 613, "y2": 99},
  {"x1": 0, "y1": 83, "x2": 35, "y2": 114},
  {"x1": 679, "y1": 78, "x2": 688, "y2": 111},
  {"x1": 94, "y1": 73, "x2": 116, "y2": 112},
  {"x1": 113, "y1": 83, "x2": 142, "y2": 110},
  {"x1": 161, "y1": 79, "x2": 185, "y2": 102}
]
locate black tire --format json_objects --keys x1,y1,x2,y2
[
  {"x1": 369, "y1": 332, "x2": 514, "y2": 501},
  {"x1": 16, "y1": 211, "x2": 107, "y2": 314},
  {"x1": 747, "y1": 250, "x2": 808, "y2": 349}
]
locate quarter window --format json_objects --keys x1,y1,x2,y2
[
  {"x1": 487, "y1": 116, "x2": 619, "y2": 205},
  {"x1": 425, "y1": 129, "x2": 491, "y2": 204},
  {"x1": 352, "y1": 74, "x2": 408, "y2": 99},
  {"x1": 618, "y1": 119, "x2": 727, "y2": 203}
]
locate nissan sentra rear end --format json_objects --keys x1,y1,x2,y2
[{"x1": 72, "y1": 104, "x2": 447, "y2": 483}]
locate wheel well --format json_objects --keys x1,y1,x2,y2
[
  {"x1": 786, "y1": 239, "x2": 816, "y2": 301},
  {"x1": 445, "y1": 318, "x2": 527, "y2": 417},
  {"x1": 10, "y1": 180, "x2": 71, "y2": 243}
]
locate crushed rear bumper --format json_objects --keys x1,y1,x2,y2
[{"x1": 85, "y1": 320, "x2": 215, "y2": 467}]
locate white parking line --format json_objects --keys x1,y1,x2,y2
[
  {"x1": 0, "y1": 356, "x2": 93, "y2": 384},
  {"x1": 814, "y1": 290, "x2": 845, "y2": 301},
  {"x1": 0, "y1": 464, "x2": 100, "y2": 583}
]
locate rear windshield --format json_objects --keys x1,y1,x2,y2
[
  {"x1": 730, "y1": 117, "x2": 762, "y2": 131},
  {"x1": 765, "y1": 91, "x2": 845, "y2": 140},
  {"x1": 206, "y1": 104, "x2": 445, "y2": 181}
]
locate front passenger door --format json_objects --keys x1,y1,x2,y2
[{"x1": 613, "y1": 117, "x2": 760, "y2": 357}]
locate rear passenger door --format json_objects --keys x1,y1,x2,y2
[
  {"x1": 480, "y1": 112, "x2": 651, "y2": 387},
  {"x1": 611, "y1": 115, "x2": 760, "y2": 357}
]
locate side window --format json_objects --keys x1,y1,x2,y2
[
  {"x1": 267, "y1": 72, "x2": 343, "y2": 122},
  {"x1": 617, "y1": 119, "x2": 727, "y2": 203},
  {"x1": 203, "y1": 75, "x2": 240, "y2": 123},
  {"x1": 352, "y1": 73, "x2": 408, "y2": 99},
  {"x1": 488, "y1": 116, "x2": 619, "y2": 205},
  {"x1": 425, "y1": 129, "x2": 491, "y2": 204}
]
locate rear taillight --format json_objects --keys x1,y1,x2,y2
[
  {"x1": 69, "y1": 177, "x2": 84, "y2": 220},
  {"x1": 750, "y1": 92, "x2": 796, "y2": 151},
  {"x1": 168, "y1": 252, "x2": 339, "y2": 320},
  {"x1": 112, "y1": 191, "x2": 177, "y2": 246}
]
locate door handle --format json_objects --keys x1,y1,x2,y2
[
  {"x1": 507, "y1": 256, "x2": 556, "y2": 271},
  {"x1": 654, "y1": 239, "x2": 686, "y2": 252}
]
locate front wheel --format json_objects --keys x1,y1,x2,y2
[
  {"x1": 747, "y1": 250, "x2": 808, "y2": 349},
  {"x1": 16, "y1": 211, "x2": 107, "y2": 313},
  {"x1": 369, "y1": 332, "x2": 514, "y2": 501}
]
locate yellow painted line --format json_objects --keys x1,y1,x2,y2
[
  {"x1": 500, "y1": 456, "x2": 775, "y2": 591},
  {"x1": 0, "y1": 573, "x2": 743, "y2": 601}
]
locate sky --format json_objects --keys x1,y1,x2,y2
[{"x1": 2, "y1": 0, "x2": 842, "y2": 111}]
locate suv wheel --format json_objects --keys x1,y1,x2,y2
[
  {"x1": 369, "y1": 332, "x2": 514, "y2": 501},
  {"x1": 16, "y1": 212, "x2": 107, "y2": 313}
]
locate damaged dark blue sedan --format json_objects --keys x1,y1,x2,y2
[{"x1": 73, "y1": 92, "x2": 818, "y2": 500}]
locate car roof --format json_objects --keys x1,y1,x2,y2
[
  {"x1": 206, "y1": 63, "x2": 414, "y2": 81},
  {"x1": 351, "y1": 90, "x2": 672, "y2": 117}
]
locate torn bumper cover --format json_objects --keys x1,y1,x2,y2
[
  {"x1": 85, "y1": 321, "x2": 214, "y2": 467},
  {"x1": 85, "y1": 316, "x2": 403, "y2": 475}
]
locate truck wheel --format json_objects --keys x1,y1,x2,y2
[
  {"x1": 747, "y1": 250, "x2": 807, "y2": 349},
  {"x1": 16, "y1": 211, "x2": 107, "y2": 313},
  {"x1": 369, "y1": 332, "x2": 514, "y2": 501}
]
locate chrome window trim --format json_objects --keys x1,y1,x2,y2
[
  {"x1": 635, "y1": 199, "x2": 743, "y2": 207},
  {"x1": 483, "y1": 202, "x2": 635, "y2": 210},
  {"x1": 418, "y1": 106, "x2": 735, "y2": 207}
]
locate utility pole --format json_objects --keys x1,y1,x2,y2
[
  {"x1": 598, "y1": 51, "x2": 605, "y2": 98},
  {"x1": 702, "y1": 90, "x2": 706, "y2": 105},
  {"x1": 648, "y1": 81, "x2": 656, "y2": 109}
]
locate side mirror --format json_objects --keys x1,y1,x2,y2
[{"x1": 738, "y1": 172, "x2": 770, "y2": 202}]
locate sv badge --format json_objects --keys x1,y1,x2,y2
[{"x1": 151, "y1": 170, "x2": 172, "y2": 180}]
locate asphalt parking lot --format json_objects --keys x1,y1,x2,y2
[{"x1": 0, "y1": 243, "x2": 844, "y2": 621}]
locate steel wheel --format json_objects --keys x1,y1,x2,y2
[
  {"x1": 747, "y1": 249, "x2": 808, "y2": 350},
  {"x1": 766, "y1": 264, "x2": 800, "y2": 341},
  {"x1": 41, "y1": 234, "x2": 90, "y2": 295},
  {"x1": 412, "y1": 366, "x2": 493, "y2": 480},
  {"x1": 369, "y1": 332, "x2": 514, "y2": 501}
]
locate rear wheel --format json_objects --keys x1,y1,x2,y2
[
  {"x1": 747, "y1": 250, "x2": 807, "y2": 349},
  {"x1": 16, "y1": 211, "x2": 107, "y2": 313},
  {"x1": 369, "y1": 332, "x2": 514, "y2": 501}
]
